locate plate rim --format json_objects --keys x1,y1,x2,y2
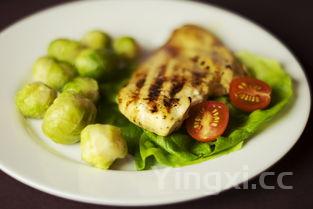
[{"x1": 0, "y1": 0, "x2": 311, "y2": 206}]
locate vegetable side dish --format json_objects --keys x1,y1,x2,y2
[{"x1": 15, "y1": 25, "x2": 293, "y2": 170}]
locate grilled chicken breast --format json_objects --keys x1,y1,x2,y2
[{"x1": 117, "y1": 25, "x2": 246, "y2": 136}]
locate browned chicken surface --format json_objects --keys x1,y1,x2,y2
[{"x1": 117, "y1": 25, "x2": 246, "y2": 136}]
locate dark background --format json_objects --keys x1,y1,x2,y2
[{"x1": 0, "y1": 0, "x2": 312, "y2": 209}]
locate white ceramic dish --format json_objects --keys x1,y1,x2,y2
[{"x1": 0, "y1": 0, "x2": 310, "y2": 206}]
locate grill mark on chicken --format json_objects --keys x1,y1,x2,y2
[
  {"x1": 160, "y1": 76, "x2": 186, "y2": 112},
  {"x1": 147, "y1": 64, "x2": 167, "y2": 112},
  {"x1": 169, "y1": 76, "x2": 186, "y2": 98},
  {"x1": 225, "y1": 64, "x2": 232, "y2": 69},
  {"x1": 150, "y1": 103, "x2": 158, "y2": 113},
  {"x1": 191, "y1": 70, "x2": 207, "y2": 86},
  {"x1": 164, "y1": 45, "x2": 180, "y2": 57},
  {"x1": 136, "y1": 77, "x2": 146, "y2": 89},
  {"x1": 148, "y1": 64, "x2": 167, "y2": 101},
  {"x1": 190, "y1": 56, "x2": 199, "y2": 63},
  {"x1": 124, "y1": 72, "x2": 147, "y2": 107},
  {"x1": 163, "y1": 97, "x2": 179, "y2": 111}
]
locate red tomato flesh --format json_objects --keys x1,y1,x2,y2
[
  {"x1": 229, "y1": 77, "x2": 272, "y2": 112},
  {"x1": 186, "y1": 101, "x2": 229, "y2": 142}
]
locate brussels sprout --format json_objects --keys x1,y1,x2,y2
[
  {"x1": 42, "y1": 92, "x2": 96, "y2": 144},
  {"x1": 32, "y1": 56, "x2": 76, "y2": 90},
  {"x1": 75, "y1": 49, "x2": 115, "y2": 80},
  {"x1": 48, "y1": 38, "x2": 82, "y2": 64},
  {"x1": 16, "y1": 82, "x2": 57, "y2": 119},
  {"x1": 62, "y1": 77, "x2": 99, "y2": 102},
  {"x1": 113, "y1": 36, "x2": 139, "y2": 60},
  {"x1": 81, "y1": 30, "x2": 111, "y2": 50},
  {"x1": 80, "y1": 124, "x2": 127, "y2": 169}
]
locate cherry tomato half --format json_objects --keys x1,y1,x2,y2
[
  {"x1": 229, "y1": 77, "x2": 272, "y2": 112},
  {"x1": 186, "y1": 101, "x2": 229, "y2": 142}
]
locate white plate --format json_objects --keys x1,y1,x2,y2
[{"x1": 0, "y1": 0, "x2": 310, "y2": 206}]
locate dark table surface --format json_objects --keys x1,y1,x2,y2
[{"x1": 1, "y1": 0, "x2": 312, "y2": 209}]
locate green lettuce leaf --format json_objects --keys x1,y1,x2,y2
[{"x1": 98, "y1": 52, "x2": 293, "y2": 170}]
